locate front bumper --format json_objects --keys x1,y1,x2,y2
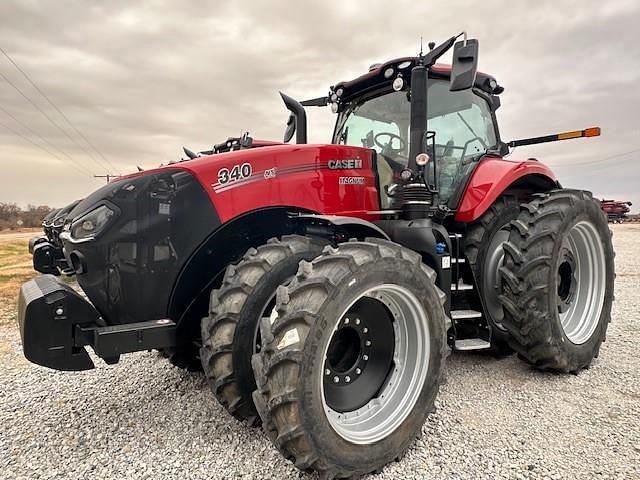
[
  {"x1": 31, "y1": 239, "x2": 69, "y2": 275},
  {"x1": 28, "y1": 236, "x2": 47, "y2": 254},
  {"x1": 18, "y1": 275, "x2": 101, "y2": 370},
  {"x1": 18, "y1": 275, "x2": 178, "y2": 371}
]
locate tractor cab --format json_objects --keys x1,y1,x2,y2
[
  {"x1": 330, "y1": 60, "x2": 503, "y2": 207},
  {"x1": 295, "y1": 34, "x2": 506, "y2": 218}
]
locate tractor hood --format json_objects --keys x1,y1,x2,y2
[
  {"x1": 60, "y1": 141, "x2": 378, "y2": 325},
  {"x1": 61, "y1": 167, "x2": 220, "y2": 325}
]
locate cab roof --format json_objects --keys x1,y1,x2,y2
[{"x1": 333, "y1": 57, "x2": 502, "y2": 104}]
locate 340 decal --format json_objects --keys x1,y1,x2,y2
[{"x1": 218, "y1": 163, "x2": 252, "y2": 185}]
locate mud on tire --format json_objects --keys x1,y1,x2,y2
[
  {"x1": 499, "y1": 189, "x2": 615, "y2": 372},
  {"x1": 200, "y1": 235, "x2": 324, "y2": 425},
  {"x1": 252, "y1": 238, "x2": 448, "y2": 479}
]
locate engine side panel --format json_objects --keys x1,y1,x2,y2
[
  {"x1": 454, "y1": 157, "x2": 558, "y2": 223},
  {"x1": 178, "y1": 144, "x2": 380, "y2": 223}
]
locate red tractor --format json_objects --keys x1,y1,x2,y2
[
  {"x1": 601, "y1": 199, "x2": 632, "y2": 223},
  {"x1": 17, "y1": 33, "x2": 614, "y2": 479}
]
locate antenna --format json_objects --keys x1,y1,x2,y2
[{"x1": 419, "y1": 36, "x2": 423, "y2": 56}]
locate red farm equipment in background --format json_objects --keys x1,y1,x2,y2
[{"x1": 601, "y1": 199, "x2": 633, "y2": 223}]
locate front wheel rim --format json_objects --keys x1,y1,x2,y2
[
  {"x1": 321, "y1": 284, "x2": 430, "y2": 445},
  {"x1": 558, "y1": 220, "x2": 606, "y2": 345}
]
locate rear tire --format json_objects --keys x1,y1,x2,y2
[
  {"x1": 499, "y1": 190, "x2": 614, "y2": 372},
  {"x1": 200, "y1": 235, "x2": 324, "y2": 425},
  {"x1": 252, "y1": 239, "x2": 448, "y2": 479},
  {"x1": 465, "y1": 196, "x2": 520, "y2": 356}
]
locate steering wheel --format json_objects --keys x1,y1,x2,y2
[{"x1": 374, "y1": 132, "x2": 406, "y2": 155}]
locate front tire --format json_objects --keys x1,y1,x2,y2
[
  {"x1": 252, "y1": 239, "x2": 448, "y2": 479},
  {"x1": 200, "y1": 235, "x2": 324, "y2": 424},
  {"x1": 499, "y1": 190, "x2": 614, "y2": 372}
]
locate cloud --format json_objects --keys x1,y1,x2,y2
[{"x1": 0, "y1": 0, "x2": 638, "y2": 211}]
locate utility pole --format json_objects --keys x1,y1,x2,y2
[{"x1": 94, "y1": 174, "x2": 119, "y2": 183}]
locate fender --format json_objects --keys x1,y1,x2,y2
[
  {"x1": 169, "y1": 211, "x2": 388, "y2": 343},
  {"x1": 294, "y1": 214, "x2": 390, "y2": 241},
  {"x1": 454, "y1": 157, "x2": 559, "y2": 223}
]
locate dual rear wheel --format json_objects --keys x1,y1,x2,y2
[
  {"x1": 467, "y1": 190, "x2": 614, "y2": 372},
  {"x1": 498, "y1": 190, "x2": 614, "y2": 372}
]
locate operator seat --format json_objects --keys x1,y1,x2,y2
[
  {"x1": 439, "y1": 140, "x2": 458, "y2": 200},
  {"x1": 376, "y1": 154, "x2": 405, "y2": 209}
]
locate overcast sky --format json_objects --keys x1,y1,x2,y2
[{"x1": 0, "y1": 0, "x2": 638, "y2": 211}]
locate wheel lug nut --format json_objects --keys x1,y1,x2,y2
[
  {"x1": 325, "y1": 369, "x2": 330, "y2": 375},
  {"x1": 333, "y1": 376, "x2": 340, "y2": 383},
  {"x1": 356, "y1": 368, "x2": 361, "y2": 375},
  {"x1": 363, "y1": 355, "x2": 369, "y2": 361},
  {"x1": 344, "y1": 318, "x2": 350, "y2": 324},
  {"x1": 345, "y1": 376, "x2": 351, "y2": 383},
  {"x1": 365, "y1": 340, "x2": 371, "y2": 347},
  {"x1": 355, "y1": 318, "x2": 360, "y2": 325},
  {"x1": 363, "y1": 327, "x2": 368, "y2": 334}
]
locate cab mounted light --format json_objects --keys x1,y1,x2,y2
[
  {"x1": 416, "y1": 153, "x2": 430, "y2": 166},
  {"x1": 508, "y1": 127, "x2": 601, "y2": 148}
]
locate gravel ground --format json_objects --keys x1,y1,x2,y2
[{"x1": 1, "y1": 224, "x2": 639, "y2": 480}]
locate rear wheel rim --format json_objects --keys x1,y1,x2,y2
[
  {"x1": 321, "y1": 284, "x2": 430, "y2": 445},
  {"x1": 483, "y1": 228, "x2": 510, "y2": 330},
  {"x1": 557, "y1": 220, "x2": 606, "y2": 345}
]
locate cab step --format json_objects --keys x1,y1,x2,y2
[
  {"x1": 454, "y1": 338, "x2": 491, "y2": 350},
  {"x1": 451, "y1": 280, "x2": 474, "y2": 291},
  {"x1": 451, "y1": 309, "x2": 482, "y2": 320}
]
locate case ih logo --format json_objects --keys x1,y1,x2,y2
[{"x1": 328, "y1": 159, "x2": 362, "y2": 170}]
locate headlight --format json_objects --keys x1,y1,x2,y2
[
  {"x1": 52, "y1": 216, "x2": 66, "y2": 228},
  {"x1": 70, "y1": 205, "x2": 115, "y2": 241}
]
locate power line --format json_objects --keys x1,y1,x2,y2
[
  {"x1": 0, "y1": 46, "x2": 118, "y2": 173},
  {"x1": 547, "y1": 147, "x2": 640, "y2": 168},
  {"x1": 0, "y1": 68, "x2": 112, "y2": 173},
  {"x1": 0, "y1": 103, "x2": 95, "y2": 176},
  {"x1": 94, "y1": 174, "x2": 120, "y2": 183},
  {"x1": 0, "y1": 117, "x2": 94, "y2": 177}
]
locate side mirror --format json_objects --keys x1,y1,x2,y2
[
  {"x1": 450, "y1": 39, "x2": 479, "y2": 91},
  {"x1": 283, "y1": 113, "x2": 296, "y2": 143}
]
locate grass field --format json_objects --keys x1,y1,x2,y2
[{"x1": 0, "y1": 237, "x2": 35, "y2": 326}]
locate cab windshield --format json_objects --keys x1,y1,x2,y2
[{"x1": 334, "y1": 80, "x2": 497, "y2": 204}]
